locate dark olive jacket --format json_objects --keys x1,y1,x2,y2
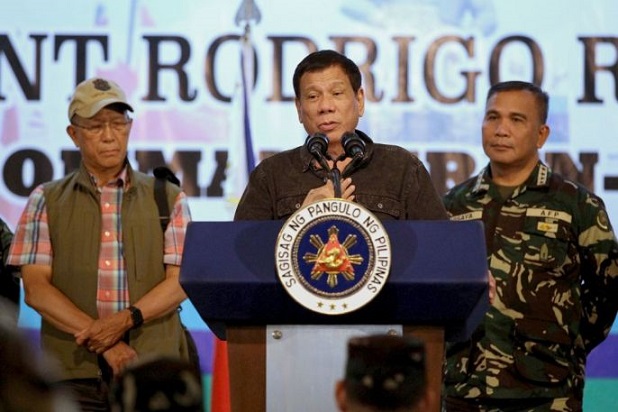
[{"x1": 234, "y1": 130, "x2": 447, "y2": 222}]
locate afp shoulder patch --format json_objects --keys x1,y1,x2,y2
[{"x1": 597, "y1": 210, "x2": 610, "y2": 231}]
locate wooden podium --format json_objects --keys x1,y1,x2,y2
[{"x1": 180, "y1": 220, "x2": 488, "y2": 412}]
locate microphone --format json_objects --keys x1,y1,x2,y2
[
  {"x1": 305, "y1": 133, "x2": 342, "y2": 198},
  {"x1": 341, "y1": 132, "x2": 365, "y2": 161},
  {"x1": 305, "y1": 133, "x2": 330, "y2": 171}
]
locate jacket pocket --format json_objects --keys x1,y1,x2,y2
[
  {"x1": 521, "y1": 219, "x2": 571, "y2": 270},
  {"x1": 444, "y1": 340, "x2": 479, "y2": 384},
  {"x1": 276, "y1": 196, "x2": 305, "y2": 220},
  {"x1": 356, "y1": 194, "x2": 401, "y2": 219},
  {"x1": 513, "y1": 317, "x2": 573, "y2": 385},
  {"x1": 127, "y1": 219, "x2": 163, "y2": 283}
]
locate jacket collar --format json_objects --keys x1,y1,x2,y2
[
  {"x1": 74, "y1": 160, "x2": 132, "y2": 193},
  {"x1": 471, "y1": 161, "x2": 551, "y2": 196}
]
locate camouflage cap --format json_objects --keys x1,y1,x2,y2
[
  {"x1": 68, "y1": 77, "x2": 133, "y2": 120},
  {"x1": 344, "y1": 334, "x2": 426, "y2": 409}
]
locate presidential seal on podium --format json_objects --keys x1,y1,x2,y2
[{"x1": 275, "y1": 198, "x2": 391, "y2": 315}]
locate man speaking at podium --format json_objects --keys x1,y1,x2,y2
[
  {"x1": 229, "y1": 49, "x2": 449, "y2": 411},
  {"x1": 234, "y1": 49, "x2": 447, "y2": 221}
]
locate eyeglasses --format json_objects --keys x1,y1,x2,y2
[{"x1": 72, "y1": 118, "x2": 133, "y2": 135}]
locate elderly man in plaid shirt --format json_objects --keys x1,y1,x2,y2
[{"x1": 8, "y1": 78, "x2": 192, "y2": 411}]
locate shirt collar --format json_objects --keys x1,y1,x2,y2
[
  {"x1": 88, "y1": 163, "x2": 130, "y2": 190},
  {"x1": 472, "y1": 161, "x2": 551, "y2": 196}
]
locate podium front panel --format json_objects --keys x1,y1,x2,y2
[
  {"x1": 265, "y1": 324, "x2": 402, "y2": 411},
  {"x1": 181, "y1": 219, "x2": 487, "y2": 412},
  {"x1": 180, "y1": 220, "x2": 488, "y2": 341}
]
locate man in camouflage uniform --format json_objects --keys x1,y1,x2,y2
[{"x1": 442, "y1": 81, "x2": 618, "y2": 411}]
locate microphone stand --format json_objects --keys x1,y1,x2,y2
[
  {"x1": 330, "y1": 154, "x2": 346, "y2": 198},
  {"x1": 307, "y1": 133, "x2": 345, "y2": 198},
  {"x1": 331, "y1": 168, "x2": 342, "y2": 198}
]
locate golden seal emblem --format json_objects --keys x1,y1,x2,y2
[{"x1": 275, "y1": 199, "x2": 391, "y2": 315}]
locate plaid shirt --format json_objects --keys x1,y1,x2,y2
[{"x1": 8, "y1": 166, "x2": 191, "y2": 318}]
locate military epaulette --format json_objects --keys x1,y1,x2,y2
[
  {"x1": 535, "y1": 163, "x2": 551, "y2": 186},
  {"x1": 471, "y1": 167, "x2": 490, "y2": 194}
]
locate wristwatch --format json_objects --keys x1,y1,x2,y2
[{"x1": 128, "y1": 305, "x2": 144, "y2": 329}]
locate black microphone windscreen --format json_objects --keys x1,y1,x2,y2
[
  {"x1": 305, "y1": 133, "x2": 329, "y2": 156},
  {"x1": 341, "y1": 132, "x2": 365, "y2": 159}
]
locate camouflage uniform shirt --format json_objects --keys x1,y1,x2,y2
[{"x1": 443, "y1": 162, "x2": 618, "y2": 404}]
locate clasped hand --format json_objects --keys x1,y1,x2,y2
[
  {"x1": 102, "y1": 341, "x2": 138, "y2": 377},
  {"x1": 75, "y1": 311, "x2": 131, "y2": 354},
  {"x1": 302, "y1": 177, "x2": 355, "y2": 206},
  {"x1": 488, "y1": 271, "x2": 496, "y2": 304}
]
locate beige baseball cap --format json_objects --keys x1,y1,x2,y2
[{"x1": 68, "y1": 77, "x2": 134, "y2": 120}]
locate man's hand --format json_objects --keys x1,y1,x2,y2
[
  {"x1": 488, "y1": 271, "x2": 496, "y2": 304},
  {"x1": 102, "y1": 341, "x2": 138, "y2": 377},
  {"x1": 302, "y1": 177, "x2": 355, "y2": 206},
  {"x1": 75, "y1": 310, "x2": 132, "y2": 354}
]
